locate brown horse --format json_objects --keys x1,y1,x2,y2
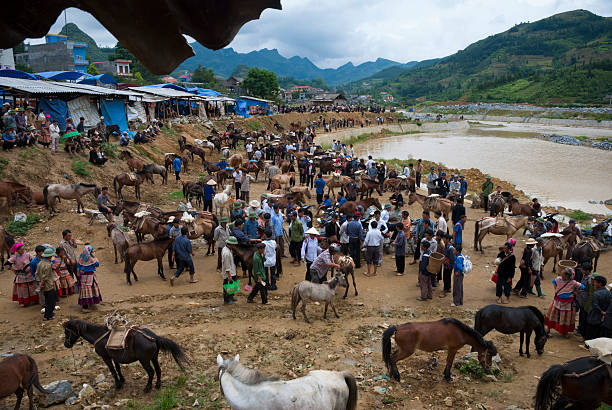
[
  {"x1": 0, "y1": 226, "x2": 15, "y2": 271},
  {"x1": 30, "y1": 191, "x2": 46, "y2": 205},
  {"x1": 183, "y1": 212, "x2": 218, "y2": 255},
  {"x1": 489, "y1": 195, "x2": 506, "y2": 217},
  {"x1": 510, "y1": 198, "x2": 538, "y2": 217},
  {"x1": 113, "y1": 171, "x2": 148, "y2": 200},
  {"x1": 0, "y1": 354, "x2": 49, "y2": 410},
  {"x1": 357, "y1": 178, "x2": 383, "y2": 199},
  {"x1": 0, "y1": 181, "x2": 32, "y2": 207},
  {"x1": 407, "y1": 192, "x2": 452, "y2": 220},
  {"x1": 124, "y1": 237, "x2": 173, "y2": 284},
  {"x1": 323, "y1": 174, "x2": 351, "y2": 196},
  {"x1": 382, "y1": 318, "x2": 497, "y2": 381},
  {"x1": 183, "y1": 144, "x2": 207, "y2": 165},
  {"x1": 246, "y1": 159, "x2": 264, "y2": 181},
  {"x1": 228, "y1": 153, "x2": 243, "y2": 169},
  {"x1": 473, "y1": 216, "x2": 530, "y2": 252},
  {"x1": 227, "y1": 242, "x2": 283, "y2": 285},
  {"x1": 573, "y1": 239, "x2": 601, "y2": 272},
  {"x1": 270, "y1": 173, "x2": 294, "y2": 191},
  {"x1": 119, "y1": 150, "x2": 144, "y2": 171},
  {"x1": 541, "y1": 231, "x2": 576, "y2": 275},
  {"x1": 338, "y1": 198, "x2": 382, "y2": 215},
  {"x1": 164, "y1": 153, "x2": 190, "y2": 173},
  {"x1": 133, "y1": 217, "x2": 167, "y2": 243},
  {"x1": 202, "y1": 161, "x2": 221, "y2": 175},
  {"x1": 535, "y1": 356, "x2": 612, "y2": 410}
]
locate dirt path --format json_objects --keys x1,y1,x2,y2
[{"x1": 0, "y1": 122, "x2": 607, "y2": 409}]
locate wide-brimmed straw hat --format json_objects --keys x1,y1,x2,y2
[
  {"x1": 305, "y1": 227, "x2": 319, "y2": 235},
  {"x1": 249, "y1": 200, "x2": 260, "y2": 208},
  {"x1": 207, "y1": 179, "x2": 217, "y2": 186},
  {"x1": 525, "y1": 238, "x2": 537, "y2": 245}
]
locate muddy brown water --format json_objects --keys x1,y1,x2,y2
[{"x1": 355, "y1": 122, "x2": 612, "y2": 214}]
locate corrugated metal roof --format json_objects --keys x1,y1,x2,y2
[
  {"x1": 0, "y1": 77, "x2": 92, "y2": 95},
  {"x1": 129, "y1": 86, "x2": 197, "y2": 99},
  {"x1": 58, "y1": 82, "x2": 141, "y2": 97},
  {"x1": 237, "y1": 95, "x2": 273, "y2": 103}
]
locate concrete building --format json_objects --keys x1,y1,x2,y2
[
  {"x1": 92, "y1": 59, "x2": 132, "y2": 77},
  {"x1": 0, "y1": 49, "x2": 15, "y2": 69},
  {"x1": 15, "y1": 34, "x2": 89, "y2": 73},
  {"x1": 311, "y1": 92, "x2": 347, "y2": 106}
]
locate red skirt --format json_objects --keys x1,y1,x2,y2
[{"x1": 12, "y1": 281, "x2": 39, "y2": 306}]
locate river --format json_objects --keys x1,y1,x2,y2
[{"x1": 353, "y1": 122, "x2": 612, "y2": 214}]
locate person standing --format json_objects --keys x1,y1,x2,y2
[
  {"x1": 36, "y1": 247, "x2": 57, "y2": 321},
  {"x1": 339, "y1": 214, "x2": 351, "y2": 256},
  {"x1": 394, "y1": 224, "x2": 406, "y2": 276},
  {"x1": 247, "y1": 243, "x2": 268, "y2": 304},
  {"x1": 515, "y1": 238, "x2": 536, "y2": 298},
  {"x1": 426, "y1": 167, "x2": 437, "y2": 195},
  {"x1": 439, "y1": 234, "x2": 455, "y2": 298},
  {"x1": 271, "y1": 205, "x2": 285, "y2": 257},
  {"x1": 459, "y1": 174, "x2": 468, "y2": 199},
  {"x1": 203, "y1": 179, "x2": 216, "y2": 212},
  {"x1": 244, "y1": 212, "x2": 259, "y2": 240},
  {"x1": 170, "y1": 227, "x2": 197, "y2": 286},
  {"x1": 562, "y1": 219, "x2": 583, "y2": 259},
  {"x1": 54, "y1": 247, "x2": 75, "y2": 296},
  {"x1": 314, "y1": 173, "x2": 326, "y2": 205},
  {"x1": 531, "y1": 238, "x2": 546, "y2": 297},
  {"x1": 451, "y1": 246, "x2": 465, "y2": 307},
  {"x1": 172, "y1": 155, "x2": 182, "y2": 185},
  {"x1": 417, "y1": 241, "x2": 432, "y2": 301},
  {"x1": 49, "y1": 119, "x2": 60, "y2": 154},
  {"x1": 434, "y1": 210, "x2": 447, "y2": 235},
  {"x1": 545, "y1": 268, "x2": 585, "y2": 336},
  {"x1": 302, "y1": 227, "x2": 322, "y2": 281},
  {"x1": 415, "y1": 159, "x2": 423, "y2": 188},
  {"x1": 409, "y1": 211, "x2": 430, "y2": 265},
  {"x1": 214, "y1": 217, "x2": 229, "y2": 271},
  {"x1": 222, "y1": 236, "x2": 238, "y2": 304},
  {"x1": 9, "y1": 243, "x2": 38, "y2": 306},
  {"x1": 451, "y1": 198, "x2": 466, "y2": 228},
  {"x1": 165, "y1": 217, "x2": 182, "y2": 269},
  {"x1": 233, "y1": 167, "x2": 243, "y2": 198},
  {"x1": 585, "y1": 276, "x2": 610, "y2": 340},
  {"x1": 263, "y1": 233, "x2": 278, "y2": 290},
  {"x1": 453, "y1": 215, "x2": 466, "y2": 247},
  {"x1": 77, "y1": 245, "x2": 102, "y2": 313},
  {"x1": 240, "y1": 171, "x2": 255, "y2": 202},
  {"x1": 496, "y1": 243, "x2": 516, "y2": 304},
  {"x1": 58, "y1": 229, "x2": 78, "y2": 278},
  {"x1": 289, "y1": 212, "x2": 304, "y2": 264},
  {"x1": 346, "y1": 214, "x2": 364, "y2": 269},
  {"x1": 77, "y1": 117, "x2": 85, "y2": 134},
  {"x1": 481, "y1": 176, "x2": 493, "y2": 212},
  {"x1": 364, "y1": 221, "x2": 384, "y2": 277}
]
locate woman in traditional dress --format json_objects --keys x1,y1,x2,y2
[
  {"x1": 545, "y1": 268, "x2": 585, "y2": 336},
  {"x1": 8, "y1": 243, "x2": 38, "y2": 306},
  {"x1": 76, "y1": 245, "x2": 102, "y2": 312},
  {"x1": 54, "y1": 247, "x2": 74, "y2": 296},
  {"x1": 38, "y1": 115, "x2": 51, "y2": 148}
]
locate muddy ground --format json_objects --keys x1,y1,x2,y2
[{"x1": 0, "y1": 115, "x2": 608, "y2": 409}]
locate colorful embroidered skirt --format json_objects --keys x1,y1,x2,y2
[
  {"x1": 545, "y1": 297, "x2": 576, "y2": 335},
  {"x1": 58, "y1": 274, "x2": 75, "y2": 296},
  {"x1": 78, "y1": 271, "x2": 102, "y2": 306},
  {"x1": 12, "y1": 281, "x2": 39, "y2": 306}
]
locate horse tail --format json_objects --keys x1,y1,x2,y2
[
  {"x1": 153, "y1": 333, "x2": 190, "y2": 371},
  {"x1": 473, "y1": 220, "x2": 480, "y2": 251},
  {"x1": 42, "y1": 185, "x2": 49, "y2": 209},
  {"x1": 113, "y1": 175, "x2": 118, "y2": 195},
  {"x1": 474, "y1": 309, "x2": 483, "y2": 335},
  {"x1": 342, "y1": 371, "x2": 358, "y2": 410},
  {"x1": 535, "y1": 364, "x2": 565, "y2": 410},
  {"x1": 381, "y1": 325, "x2": 397, "y2": 377},
  {"x1": 123, "y1": 255, "x2": 132, "y2": 275},
  {"x1": 27, "y1": 355, "x2": 51, "y2": 394}
]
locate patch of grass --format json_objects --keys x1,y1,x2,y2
[
  {"x1": 0, "y1": 157, "x2": 8, "y2": 178},
  {"x1": 247, "y1": 120, "x2": 263, "y2": 131},
  {"x1": 489, "y1": 391, "x2": 501, "y2": 397},
  {"x1": 161, "y1": 125, "x2": 177, "y2": 137},
  {"x1": 150, "y1": 146, "x2": 162, "y2": 155},
  {"x1": 134, "y1": 145, "x2": 154, "y2": 161},
  {"x1": 574, "y1": 135, "x2": 590, "y2": 142},
  {"x1": 381, "y1": 395, "x2": 404, "y2": 405},
  {"x1": 154, "y1": 386, "x2": 177, "y2": 410},
  {"x1": 458, "y1": 359, "x2": 486, "y2": 379},
  {"x1": 72, "y1": 160, "x2": 91, "y2": 177},
  {"x1": 503, "y1": 372, "x2": 513, "y2": 383},
  {"x1": 6, "y1": 214, "x2": 42, "y2": 236},
  {"x1": 101, "y1": 142, "x2": 118, "y2": 159},
  {"x1": 168, "y1": 191, "x2": 184, "y2": 200},
  {"x1": 568, "y1": 210, "x2": 592, "y2": 222}
]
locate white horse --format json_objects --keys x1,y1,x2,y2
[
  {"x1": 194, "y1": 139, "x2": 215, "y2": 153},
  {"x1": 291, "y1": 271, "x2": 348, "y2": 323},
  {"x1": 217, "y1": 354, "x2": 357, "y2": 410},
  {"x1": 214, "y1": 185, "x2": 233, "y2": 217}
]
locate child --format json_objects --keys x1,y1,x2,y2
[
  {"x1": 452, "y1": 246, "x2": 465, "y2": 307},
  {"x1": 54, "y1": 247, "x2": 75, "y2": 296},
  {"x1": 247, "y1": 243, "x2": 268, "y2": 304},
  {"x1": 417, "y1": 241, "x2": 432, "y2": 301},
  {"x1": 263, "y1": 233, "x2": 278, "y2": 290}
]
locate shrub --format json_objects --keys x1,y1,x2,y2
[
  {"x1": 458, "y1": 359, "x2": 486, "y2": 379},
  {"x1": 568, "y1": 210, "x2": 592, "y2": 222},
  {"x1": 101, "y1": 142, "x2": 118, "y2": 159},
  {"x1": 72, "y1": 160, "x2": 91, "y2": 177},
  {"x1": 6, "y1": 214, "x2": 42, "y2": 236}
]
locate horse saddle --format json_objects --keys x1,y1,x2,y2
[
  {"x1": 550, "y1": 237, "x2": 564, "y2": 251},
  {"x1": 578, "y1": 237, "x2": 603, "y2": 252},
  {"x1": 424, "y1": 197, "x2": 438, "y2": 209},
  {"x1": 106, "y1": 325, "x2": 131, "y2": 350},
  {"x1": 128, "y1": 173, "x2": 137, "y2": 181}
]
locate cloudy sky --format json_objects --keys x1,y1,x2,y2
[{"x1": 31, "y1": 0, "x2": 612, "y2": 69}]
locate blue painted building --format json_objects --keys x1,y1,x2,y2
[{"x1": 15, "y1": 34, "x2": 89, "y2": 73}]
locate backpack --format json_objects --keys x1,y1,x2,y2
[{"x1": 462, "y1": 254, "x2": 472, "y2": 274}]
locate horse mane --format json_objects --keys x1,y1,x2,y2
[
  {"x1": 224, "y1": 358, "x2": 279, "y2": 385},
  {"x1": 524, "y1": 306, "x2": 546, "y2": 329},
  {"x1": 65, "y1": 318, "x2": 104, "y2": 333},
  {"x1": 78, "y1": 183, "x2": 97, "y2": 188},
  {"x1": 442, "y1": 318, "x2": 495, "y2": 351}
]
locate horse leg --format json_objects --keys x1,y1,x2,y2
[
  {"x1": 519, "y1": 332, "x2": 524, "y2": 356},
  {"x1": 324, "y1": 302, "x2": 328, "y2": 319},
  {"x1": 525, "y1": 330, "x2": 532, "y2": 358},
  {"x1": 114, "y1": 244, "x2": 118, "y2": 264},
  {"x1": 113, "y1": 360, "x2": 125, "y2": 388},
  {"x1": 351, "y1": 271, "x2": 358, "y2": 296},
  {"x1": 102, "y1": 357, "x2": 122, "y2": 389},
  {"x1": 300, "y1": 299, "x2": 310, "y2": 323},
  {"x1": 330, "y1": 300, "x2": 340, "y2": 318},
  {"x1": 157, "y1": 257, "x2": 166, "y2": 280},
  {"x1": 343, "y1": 280, "x2": 349, "y2": 298},
  {"x1": 390, "y1": 346, "x2": 415, "y2": 382},
  {"x1": 443, "y1": 348, "x2": 459, "y2": 381},
  {"x1": 14, "y1": 387, "x2": 23, "y2": 410},
  {"x1": 152, "y1": 352, "x2": 162, "y2": 389},
  {"x1": 139, "y1": 359, "x2": 155, "y2": 393},
  {"x1": 131, "y1": 260, "x2": 138, "y2": 282}
]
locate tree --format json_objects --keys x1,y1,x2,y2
[
  {"x1": 109, "y1": 42, "x2": 159, "y2": 84},
  {"x1": 230, "y1": 64, "x2": 250, "y2": 78},
  {"x1": 242, "y1": 68, "x2": 279, "y2": 100},
  {"x1": 191, "y1": 65, "x2": 218, "y2": 87},
  {"x1": 87, "y1": 63, "x2": 100, "y2": 76},
  {"x1": 134, "y1": 72, "x2": 144, "y2": 84}
]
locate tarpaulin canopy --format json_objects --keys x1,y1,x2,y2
[
  {"x1": 100, "y1": 99, "x2": 128, "y2": 132},
  {"x1": 0, "y1": 69, "x2": 38, "y2": 80},
  {"x1": 127, "y1": 101, "x2": 147, "y2": 123},
  {"x1": 36, "y1": 71, "x2": 92, "y2": 81},
  {"x1": 38, "y1": 98, "x2": 70, "y2": 131},
  {"x1": 187, "y1": 87, "x2": 220, "y2": 97},
  {"x1": 67, "y1": 95, "x2": 100, "y2": 128},
  {"x1": 77, "y1": 73, "x2": 117, "y2": 85},
  {"x1": 146, "y1": 83, "x2": 188, "y2": 92}
]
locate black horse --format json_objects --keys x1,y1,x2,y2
[
  {"x1": 63, "y1": 319, "x2": 189, "y2": 392},
  {"x1": 474, "y1": 305, "x2": 547, "y2": 358},
  {"x1": 535, "y1": 356, "x2": 612, "y2": 409}
]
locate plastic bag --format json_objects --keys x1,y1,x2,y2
[{"x1": 223, "y1": 279, "x2": 241, "y2": 295}]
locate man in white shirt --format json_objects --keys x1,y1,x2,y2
[
  {"x1": 381, "y1": 204, "x2": 391, "y2": 225},
  {"x1": 364, "y1": 220, "x2": 384, "y2": 277},
  {"x1": 301, "y1": 227, "x2": 322, "y2": 281},
  {"x1": 339, "y1": 216, "x2": 350, "y2": 255},
  {"x1": 245, "y1": 141, "x2": 253, "y2": 159},
  {"x1": 434, "y1": 210, "x2": 448, "y2": 235},
  {"x1": 365, "y1": 155, "x2": 375, "y2": 169},
  {"x1": 49, "y1": 119, "x2": 60, "y2": 154}
]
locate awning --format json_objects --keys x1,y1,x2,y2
[
  {"x1": 36, "y1": 71, "x2": 92, "y2": 81},
  {"x1": 0, "y1": 69, "x2": 38, "y2": 80}
]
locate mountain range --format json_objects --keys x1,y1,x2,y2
[{"x1": 177, "y1": 44, "x2": 415, "y2": 85}]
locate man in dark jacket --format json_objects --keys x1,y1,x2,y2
[
  {"x1": 451, "y1": 198, "x2": 466, "y2": 227},
  {"x1": 586, "y1": 276, "x2": 610, "y2": 339},
  {"x1": 170, "y1": 227, "x2": 196, "y2": 286}
]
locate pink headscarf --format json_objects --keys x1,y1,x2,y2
[{"x1": 10, "y1": 242, "x2": 24, "y2": 254}]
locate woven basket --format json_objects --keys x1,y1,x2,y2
[
  {"x1": 558, "y1": 259, "x2": 577, "y2": 270},
  {"x1": 428, "y1": 252, "x2": 444, "y2": 274}
]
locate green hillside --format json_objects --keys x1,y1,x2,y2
[
  {"x1": 357, "y1": 10, "x2": 612, "y2": 104},
  {"x1": 59, "y1": 23, "x2": 112, "y2": 63}
]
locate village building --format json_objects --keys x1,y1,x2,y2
[
  {"x1": 310, "y1": 92, "x2": 347, "y2": 106},
  {"x1": 15, "y1": 34, "x2": 89, "y2": 73}
]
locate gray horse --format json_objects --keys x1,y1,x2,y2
[
  {"x1": 43, "y1": 183, "x2": 100, "y2": 214},
  {"x1": 143, "y1": 163, "x2": 168, "y2": 185},
  {"x1": 291, "y1": 272, "x2": 348, "y2": 323}
]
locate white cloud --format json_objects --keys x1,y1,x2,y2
[{"x1": 25, "y1": 1, "x2": 612, "y2": 68}]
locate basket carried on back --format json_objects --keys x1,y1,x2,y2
[{"x1": 428, "y1": 252, "x2": 444, "y2": 274}]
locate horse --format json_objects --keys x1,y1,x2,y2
[
  {"x1": 183, "y1": 213, "x2": 218, "y2": 256},
  {"x1": 338, "y1": 198, "x2": 382, "y2": 216},
  {"x1": 541, "y1": 231, "x2": 576, "y2": 275},
  {"x1": 337, "y1": 255, "x2": 358, "y2": 298},
  {"x1": 133, "y1": 216, "x2": 166, "y2": 243},
  {"x1": 183, "y1": 144, "x2": 207, "y2": 165},
  {"x1": 142, "y1": 163, "x2": 168, "y2": 185},
  {"x1": 228, "y1": 153, "x2": 243, "y2": 169},
  {"x1": 407, "y1": 192, "x2": 452, "y2": 220},
  {"x1": 0, "y1": 181, "x2": 32, "y2": 208},
  {"x1": 573, "y1": 239, "x2": 602, "y2": 272},
  {"x1": 43, "y1": 183, "x2": 100, "y2": 214},
  {"x1": 63, "y1": 318, "x2": 189, "y2": 393},
  {"x1": 510, "y1": 198, "x2": 538, "y2": 217},
  {"x1": 270, "y1": 172, "x2": 294, "y2": 191},
  {"x1": 30, "y1": 191, "x2": 46, "y2": 205},
  {"x1": 473, "y1": 215, "x2": 530, "y2": 252},
  {"x1": 246, "y1": 159, "x2": 264, "y2": 181},
  {"x1": 291, "y1": 272, "x2": 348, "y2": 323},
  {"x1": 0, "y1": 226, "x2": 15, "y2": 271},
  {"x1": 0, "y1": 353, "x2": 50, "y2": 410},
  {"x1": 227, "y1": 242, "x2": 283, "y2": 284},
  {"x1": 164, "y1": 153, "x2": 190, "y2": 173},
  {"x1": 323, "y1": 174, "x2": 351, "y2": 196},
  {"x1": 202, "y1": 161, "x2": 221, "y2": 175},
  {"x1": 217, "y1": 354, "x2": 357, "y2": 410},
  {"x1": 535, "y1": 356, "x2": 612, "y2": 410},
  {"x1": 489, "y1": 195, "x2": 506, "y2": 217},
  {"x1": 357, "y1": 178, "x2": 383, "y2": 199},
  {"x1": 474, "y1": 305, "x2": 547, "y2": 358},
  {"x1": 177, "y1": 135, "x2": 186, "y2": 152},
  {"x1": 119, "y1": 150, "x2": 144, "y2": 171},
  {"x1": 123, "y1": 237, "x2": 173, "y2": 284},
  {"x1": 113, "y1": 171, "x2": 148, "y2": 200},
  {"x1": 182, "y1": 181, "x2": 204, "y2": 208},
  {"x1": 106, "y1": 223, "x2": 130, "y2": 264},
  {"x1": 382, "y1": 318, "x2": 498, "y2": 382},
  {"x1": 214, "y1": 185, "x2": 233, "y2": 217},
  {"x1": 194, "y1": 138, "x2": 215, "y2": 153}
]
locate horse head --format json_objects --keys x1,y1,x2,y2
[
  {"x1": 477, "y1": 340, "x2": 498, "y2": 374},
  {"x1": 332, "y1": 271, "x2": 348, "y2": 288},
  {"x1": 106, "y1": 223, "x2": 116, "y2": 237},
  {"x1": 535, "y1": 333, "x2": 547, "y2": 355},
  {"x1": 63, "y1": 319, "x2": 82, "y2": 348}
]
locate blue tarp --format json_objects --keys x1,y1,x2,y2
[
  {"x1": 100, "y1": 99, "x2": 128, "y2": 132},
  {"x1": 187, "y1": 87, "x2": 220, "y2": 97},
  {"x1": 235, "y1": 97, "x2": 270, "y2": 117},
  {"x1": 38, "y1": 98, "x2": 70, "y2": 131},
  {"x1": 77, "y1": 74, "x2": 117, "y2": 85},
  {"x1": 235, "y1": 99, "x2": 250, "y2": 117},
  {"x1": 0, "y1": 69, "x2": 38, "y2": 80},
  {"x1": 36, "y1": 71, "x2": 92, "y2": 81},
  {"x1": 146, "y1": 83, "x2": 188, "y2": 92}
]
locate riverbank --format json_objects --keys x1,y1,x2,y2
[{"x1": 447, "y1": 113, "x2": 612, "y2": 128}]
